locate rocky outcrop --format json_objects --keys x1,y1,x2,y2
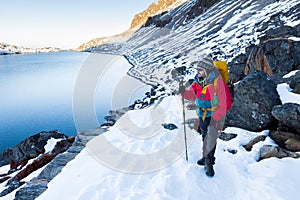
[
  {"x1": 144, "y1": 0, "x2": 220, "y2": 29},
  {"x1": 131, "y1": 0, "x2": 187, "y2": 29},
  {"x1": 272, "y1": 103, "x2": 300, "y2": 133},
  {"x1": 225, "y1": 70, "x2": 281, "y2": 131},
  {"x1": 0, "y1": 135, "x2": 75, "y2": 198},
  {"x1": 289, "y1": 71, "x2": 300, "y2": 94},
  {"x1": 0, "y1": 131, "x2": 67, "y2": 168},
  {"x1": 229, "y1": 23, "x2": 300, "y2": 84},
  {"x1": 267, "y1": 103, "x2": 300, "y2": 153},
  {"x1": 260, "y1": 145, "x2": 300, "y2": 160},
  {"x1": 269, "y1": 131, "x2": 300, "y2": 152}
]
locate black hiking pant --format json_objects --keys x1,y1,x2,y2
[{"x1": 199, "y1": 117, "x2": 217, "y2": 163}]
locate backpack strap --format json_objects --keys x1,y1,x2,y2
[{"x1": 213, "y1": 75, "x2": 221, "y2": 96}]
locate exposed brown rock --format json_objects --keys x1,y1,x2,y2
[
  {"x1": 260, "y1": 145, "x2": 300, "y2": 160},
  {"x1": 243, "y1": 135, "x2": 267, "y2": 151},
  {"x1": 269, "y1": 130, "x2": 300, "y2": 152},
  {"x1": 130, "y1": 0, "x2": 185, "y2": 29}
]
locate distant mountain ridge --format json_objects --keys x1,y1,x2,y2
[
  {"x1": 77, "y1": 0, "x2": 187, "y2": 51},
  {"x1": 0, "y1": 42, "x2": 64, "y2": 55},
  {"x1": 130, "y1": 0, "x2": 188, "y2": 29}
]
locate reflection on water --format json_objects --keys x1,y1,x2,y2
[{"x1": 0, "y1": 52, "x2": 148, "y2": 152}]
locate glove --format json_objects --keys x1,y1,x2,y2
[{"x1": 178, "y1": 85, "x2": 186, "y2": 95}]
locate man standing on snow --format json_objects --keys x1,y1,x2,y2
[{"x1": 178, "y1": 56, "x2": 232, "y2": 177}]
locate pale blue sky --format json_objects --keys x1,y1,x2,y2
[{"x1": 0, "y1": 0, "x2": 157, "y2": 49}]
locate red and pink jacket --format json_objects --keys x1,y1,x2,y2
[{"x1": 183, "y1": 75, "x2": 232, "y2": 121}]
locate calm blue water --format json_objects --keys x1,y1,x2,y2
[{"x1": 0, "y1": 52, "x2": 148, "y2": 152}]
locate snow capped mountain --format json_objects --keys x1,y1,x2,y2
[
  {"x1": 76, "y1": 0, "x2": 187, "y2": 52},
  {"x1": 89, "y1": 0, "x2": 300, "y2": 91},
  {"x1": 0, "y1": 42, "x2": 35, "y2": 54},
  {"x1": 0, "y1": 42, "x2": 64, "y2": 55}
]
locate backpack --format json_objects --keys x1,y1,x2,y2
[
  {"x1": 213, "y1": 60, "x2": 229, "y2": 84},
  {"x1": 213, "y1": 60, "x2": 234, "y2": 98}
]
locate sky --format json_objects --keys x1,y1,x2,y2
[{"x1": 0, "y1": 0, "x2": 157, "y2": 49}]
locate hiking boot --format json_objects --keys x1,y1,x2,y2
[
  {"x1": 197, "y1": 157, "x2": 215, "y2": 166},
  {"x1": 197, "y1": 157, "x2": 205, "y2": 166},
  {"x1": 205, "y1": 159, "x2": 215, "y2": 177}
]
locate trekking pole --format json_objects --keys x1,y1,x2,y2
[{"x1": 179, "y1": 80, "x2": 188, "y2": 161}]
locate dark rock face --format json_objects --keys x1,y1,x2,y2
[
  {"x1": 228, "y1": 63, "x2": 246, "y2": 83},
  {"x1": 0, "y1": 137, "x2": 75, "y2": 198},
  {"x1": 263, "y1": 39, "x2": 298, "y2": 74},
  {"x1": 289, "y1": 71, "x2": 300, "y2": 94},
  {"x1": 144, "y1": 0, "x2": 221, "y2": 29},
  {"x1": 228, "y1": 24, "x2": 300, "y2": 84},
  {"x1": 0, "y1": 131, "x2": 66, "y2": 167},
  {"x1": 225, "y1": 70, "x2": 281, "y2": 131},
  {"x1": 272, "y1": 103, "x2": 300, "y2": 133},
  {"x1": 14, "y1": 183, "x2": 48, "y2": 200}
]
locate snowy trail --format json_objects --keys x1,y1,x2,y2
[{"x1": 36, "y1": 93, "x2": 300, "y2": 200}]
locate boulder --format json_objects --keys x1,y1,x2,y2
[
  {"x1": 243, "y1": 135, "x2": 267, "y2": 151},
  {"x1": 272, "y1": 103, "x2": 300, "y2": 133},
  {"x1": 225, "y1": 70, "x2": 281, "y2": 131},
  {"x1": 218, "y1": 132, "x2": 238, "y2": 141},
  {"x1": 289, "y1": 71, "x2": 300, "y2": 94},
  {"x1": 269, "y1": 131, "x2": 300, "y2": 152},
  {"x1": 260, "y1": 145, "x2": 300, "y2": 160},
  {"x1": 0, "y1": 131, "x2": 67, "y2": 167}
]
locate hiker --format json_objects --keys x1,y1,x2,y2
[{"x1": 178, "y1": 56, "x2": 232, "y2": 177}]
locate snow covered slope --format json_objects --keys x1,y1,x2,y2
[
  {"x1": 35, "y1": 83, "x2": 300, "y2": 200},
  {"x1": 90, "y1": 0, "x2": 300, "y2": 91}
]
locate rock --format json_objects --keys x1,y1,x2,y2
[
  {"x1": 243, "y1": 135, "x2": 267, "y2": 151},
  {"x1": 0, "y1": 131, "x2": 67, "y2": 168},
  {"x1": 261, "y1": 25, "x2": 295, "y2": 40},
  {"x1": 228, "y1": 63, "x2": 246, "y2": 83},
  {"x1": 1, "y1": 137, "x2": 75, "y2": 198},
  {"x1": 218, "y1": 132, "x2": 238, "y2": 141},
  {"x1": 289, "y1": 71, "x2": 300, "y2": 94},
  {"x1": 35, "y1": 152, "x2": 77, "y2": 182},
  {"x1": 264, "y1": 39, "x2": 295, "y2": 74},
  {"x1": 0, "y1": 181, "x2": 25, "y2": 197},
  {"x1": 227, "y1": 149, "x2": 238, "y2": 154},
  {"x1": 14, "y1": 182, "x2": 48, "y2": 200},
  {"x1": 260, "y1": 145, "x2": 300, "y2": 160},
  {"x1": 130, "y1": 0, "x2": 179, "y2": 29},
  {"x1": 225, "y1": 70, "x2": 281, "y2": 131},
  {"x1": 162, "y1": 123, "x2": 178, "y2": 130},
  {"x1": 285, "y1": 138, "x2": 300, "y2": 152},
  {"x1": 246, "y1": 39, "x2": 300, "y2": 76},
  {"x1": 76, "y1": 128, "x2": 105, "y2": 145},
  {"x1": 272, "y1": 103, "x2": 300, "y2": 133},
  {"x1": 143, "y1": 0, "x2": 220, "y2": 29},
  {"x1": 269, "y1": 131, "x2": 300, "y2": 152}
]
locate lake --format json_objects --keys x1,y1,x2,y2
[{"x1": 0, "y1": 52, "x2": 149, "y2": 152}]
